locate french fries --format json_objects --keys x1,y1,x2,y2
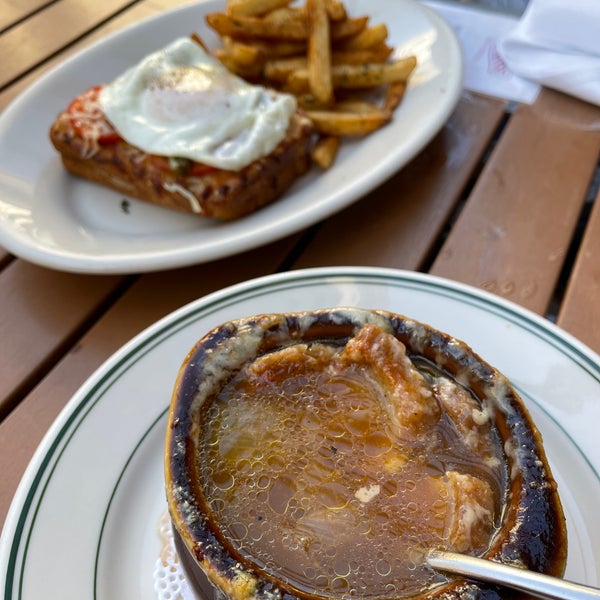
[
  {"x1": 331, "y1": 44, "x2": 393, "y2": 65},
  {"x1": 305, "y1": 108, "x2": 391, "y2": 136},
  {"x1": 311, "y1": 135, "x2": 340, "y2": 168},
  {"x1": 206, "y1": 12, "x2": 308, "y2": 39},
  {"x1": 204, "y1": 0, "x2": 417, "y2": 168},
  {"x1": 336, "y1": 23, "x2": 388, "y2": 50},
  {"x1": 243, "y1": 38, "x2": 306, "y2": 57},
  {"x1": 307, "y1": 0, "x2": 333, "y2": 105},
  {"x1": 384, "y1": 80, "x2": 407, "y2": 112},
  {"x1": 222, "y1": 37, "x2": 264, "y2": 66},
  {"x1": 286, "y1": 57, "x2": 417, "y2": 93},
  {"x1": 263, "y1": 45, "x2": 393, "y2": 83},
  {"x1": 227, "y1": 0, "x2": 292, "y2": 17},
  {"x1": 326, "y1": 0, "x2": 346, "y2": 21}
]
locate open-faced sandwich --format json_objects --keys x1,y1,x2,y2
[
  {"x1": 49, "y1": 37, "x2": 314, "y2": 220},
  {"x1": 49, "y1": 0, "x2": 418, "y2": 220}
]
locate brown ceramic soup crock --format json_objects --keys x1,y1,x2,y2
[{"x1": 165, "y1": 308, "x2": 567, "y2": 600}]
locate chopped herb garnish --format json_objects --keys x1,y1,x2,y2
[{"x1": 169, "y1": 157, "x2": 192, "y2": 174}]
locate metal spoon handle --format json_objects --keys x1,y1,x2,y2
[{"x1": 427, "y1": 551, "x2": 600, "y2": 600}]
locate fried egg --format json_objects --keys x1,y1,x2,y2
[{"x1": 98, "y1": 37, "x2": 297, "y2": 171}]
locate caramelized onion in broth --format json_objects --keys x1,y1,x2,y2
[{"x1": 196, "y1": 324, "x2": 505, "y2": 598}]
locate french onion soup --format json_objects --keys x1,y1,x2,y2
[{"x1": 165, "y1": 308, "x2": 566, "y2": 600}]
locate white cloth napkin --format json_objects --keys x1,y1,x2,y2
[{"x1": 497, "y1": 0, "x2": 600, "y2": 106}]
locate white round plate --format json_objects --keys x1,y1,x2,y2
[
  {"x1": 0, "y1": 0, "x2": 462, "y2": 274},
  {"x1": 1, "y1": 267, "x2": 599, "y2": 599}
]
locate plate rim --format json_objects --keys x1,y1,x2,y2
[
  {"x1": 0, "y1": 0, "x2": 463, "y2": 274},
  {"x1": 2, "y1": 266, "x2": 599, "y2": 598}
]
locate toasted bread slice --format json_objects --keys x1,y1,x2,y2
[{"x1": 49, "y1": 87, "x2": 313, "y2": 220}]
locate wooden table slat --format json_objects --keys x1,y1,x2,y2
[
  {"x1": 557, "y1": 185, "x2": 600, "y2": 355},
  {"x1": 0, "y1": 0, "x2": 50, "y2": 32},
  {"x1": 0, "y1": 0, "x2": 148, "y2": 89},
  {"x1": 430, "y1": 89, "x2": 600, "y2": 316},
  {"x1": 0, "y1": 261, "x2": 126, "y2": 417},
  {"x1": 293, "y1": 93, "x2": 507, "y2": 271},
  {"x1": 0, "y1": 0, "x2": 200, "y2": 111}
]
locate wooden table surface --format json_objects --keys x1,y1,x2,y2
[{"x1": 1, "y1": 0, "x2": 599, "y2": 564}]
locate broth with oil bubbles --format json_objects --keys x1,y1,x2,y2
[{"x1": 196, "y1": 325, "x2": 506, "y2": 598}]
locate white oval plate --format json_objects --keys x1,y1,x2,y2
[
  {"x1": 0, "y1": 0, "x2": 462, "y2": 274},
  {"x1": 0, "y1": 267, "x2": 599, "y2": 599}
]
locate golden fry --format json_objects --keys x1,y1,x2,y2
[
  {"x1": 207, "y1": 0, "x2": 417, "y2": 150},
  {"x1": 263, "y1": 56, "x2": 307, "y2": 82},
  {"x1": 243, "y1": 38, "x2": 306, "y2": 57},
  {"x1": 331, "y1": 44, "x2": 393, "y2": 65},
  {"x1": 384, "y1": 80, "x2": 407, "y2": 112},
  {"x1": 226, "y1": 0, "x2": 292, "y2": 17},
  {"x1": 311, "y1": 135, "x2": 340, "y2": 169},
  {"x1": 330, "y1": 16, "x2": 369, "y2": 40},
  {"x1": 223, "y1": 37, "x2": 264, "y2": 66},
  {"x1": 263, "y1": 44, "x2": 392, "y2": 83},
  {"x1": 295, "y1": 93, "x2": 332, "y2": 110},
  {"x1": 264, "y1": 6, "x2": 305, "y2": 26},
  {"x1": 335, "y1": 23, "x2": 388, "y2": 50},
  {"x1": 307, "y1": 0, "x2": 333, "y2": 105},
  {"x1": 206, "y1": 12, "x2": 307, "y2": 40},
  {"x1": 287, "y1": 56, "x2": 417, "y2": 92},
  {"x1": 213, "y1": 48, "x2": 264, "y2": 79},
  {"x1": 326, "y1": 0, "x2": 347, "y2": 21},
  {"x1": 283, "y1": 68, "x2": 314, "y2": 93},
  {"x1": 305, "y1": 108, "x2": 391, "y2": 135},
  {"x1": 330, "y1": 57, "x2": 416, "y2": 87},
  {"x1": 332, "y1": 98, "x2": 381, "y2": 113}
]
